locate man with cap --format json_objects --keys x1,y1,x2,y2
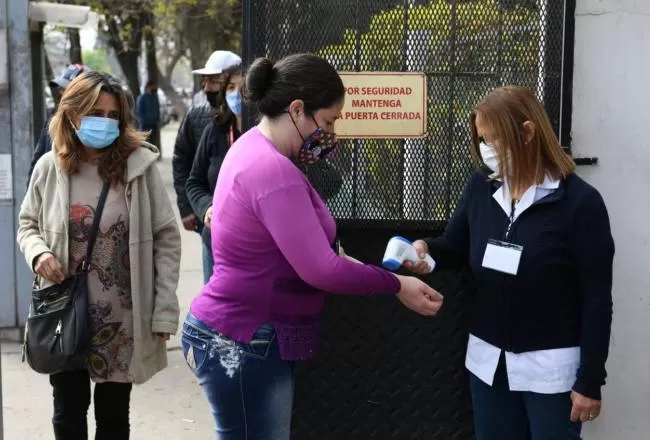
[
  {"x1": 172, "y1": 50, "x2": 241, "y2": 232},
  {"x1": 28, "y1": 64, "x2": 90, "y2": 182},
  {"x1": 173, "y1": 49, "x2": 344, "y2": 285}
]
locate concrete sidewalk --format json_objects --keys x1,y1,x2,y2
[{"x1": 1, "y1": 123, "x2": 216, "y2": 439}]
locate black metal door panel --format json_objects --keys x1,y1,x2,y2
[{"x1": 291, "y1": 228, "x2": 475, "y2": 439}]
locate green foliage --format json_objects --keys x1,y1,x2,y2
[
  {"x1": 319, "y1": 0, "x2": 541, "y2": 221},
  {"x1": 52, "y1": 0, "x2": 240, "y2": 100},
  {"x1": 82, "y1": 49, "x2": 111, "y2": 72},
  {"x1": 153, "y1": 0, "x2": 241, "y2": 52}
]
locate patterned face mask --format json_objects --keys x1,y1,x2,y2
[{"x1": 289, "y1": 113, "x2": 340, "y2": 163}]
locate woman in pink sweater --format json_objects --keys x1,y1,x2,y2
[{"x1": 182, "y1": 53, "x2": 443, "y2": 439}]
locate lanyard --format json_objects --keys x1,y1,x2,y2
[
  {"x1": 228, "y1": 124, "x2": 235, "y2": 148},
  {"x1": 504, "y1": 198, "x2": 517, "y2": 240}
]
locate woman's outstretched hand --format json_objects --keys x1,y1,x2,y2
[{"x1": 395, "y1": 274, "x2": 444, "y2": 316}]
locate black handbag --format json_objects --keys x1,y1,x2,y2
[{"x1": 23, "y1": 182, "x2": 110, "y2": 374}]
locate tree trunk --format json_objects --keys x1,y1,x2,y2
[
  {"x1": 68, "y1": 28, "x2": 82, "y2": 64},
  {"x1": 157, "y1": 65, "x2": 188, "y2": 120},
  {"x1": 105, "y1": 15, "x2": 143, "y2": 98},
  {"x1": 44, "y1": 50, "x2": 54, "y2": 80},
  {"x1": 117, "y1": 51, "x2": 141, "y2": 99},
  {"x1": 190, "y1": 50, "x2": 203, "y2": 94},
  {"x1": 44, "y1": 51, "x2": 61, "y2": 105},
  {"x1": 144, "y1": 12, "x2": 158, "y2": 86}
]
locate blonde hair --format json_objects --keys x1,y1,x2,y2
[
  {"x1": 469, "y1": 86, "x2": 575, "y2": 196},
  {"x1": 49, "y1": 71, "x2": 148, "y2": 185}
]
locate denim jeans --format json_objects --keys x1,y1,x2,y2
[
  {"x1": 49, "y1": 370, "x2": 132, "y2": 440},
  {"x1": 181, "y1": 313, "x2": 295, "y2": 440},
  {"x1": 470, "y1": 354, "x2": 582, "y2": 440},
  {"x1": 202, "y1": 242, "x2": 214, "y2": 284}
]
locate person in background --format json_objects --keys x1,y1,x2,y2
[
  {"x1": 175, "y1": 51, "x2": 343, "y2": 240},
  {"x1": 181, "y1": 53, "x2": 445, "y2": 439},
  {"x1": 28, "y1": 64, "x2": 91, "y2": 182},
  {"x1": 184, "y1": 61, "x2": 345, "y2": 283},
  {"x1": 173, "y1": 50, "x2": 242, "y2": 233},
  {"x1": 406, "y1": 86, "x2": 614, "y2": 439},
  {"x1": 135, "y1": 80, "x2": 161, "y2": 155},
  {"x1": 17, "y1": 71, "x2": 181, "y2": 440},
  {"x1": 185, "y1": 63, "x2": 244, "y2": 284}
]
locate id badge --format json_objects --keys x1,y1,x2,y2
[{"x1": 482, "y1": 239, "x2": 523, "y2": 275}]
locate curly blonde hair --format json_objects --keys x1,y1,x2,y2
[{"x1": 49, "y1": 71, "x2": 148, "y2": 185}]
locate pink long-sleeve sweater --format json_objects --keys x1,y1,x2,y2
[{"x1": 190, "y1": 127, "x2": 400, "y2": 360}]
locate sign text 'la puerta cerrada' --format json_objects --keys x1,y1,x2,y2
[{"x1": 336, "y1": 72, "x2": 427, "y2": 139}]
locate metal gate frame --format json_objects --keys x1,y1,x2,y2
[{"x1": 241, "y1": 1, "x2": 576, "y2": 438}]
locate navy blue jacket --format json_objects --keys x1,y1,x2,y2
[
  {"x1": 28, "y1": 113, "x2": 53, "y2": 183},
  {"x1": 175, "y1": 103, "x2": 344, "y2": 219},
  {"x1": 185, "y1": 118, "x2": 345, "y2": 247},
  {"x1": 424, "y1": 170, "x2": 614, "y2": 400},
  {"x1": 186, "y1": 119, "x2": 239, "y2": 247},
  {"x1": 136, "y1": 91, "x2": 160, "y2": 128},
  {"x1": 173, "y1": 103, "x2": 215, "y2": 218}
]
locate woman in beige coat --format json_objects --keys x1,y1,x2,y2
[{"x1": 17, "y1": 71, "x2": 181, "y2": 440}]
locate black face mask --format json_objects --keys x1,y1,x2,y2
[{"x1": 205, "y1": 91, "x2": 219, "y2": 108}]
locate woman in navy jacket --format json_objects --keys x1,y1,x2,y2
[
  {"x1": 186, "y1": 64, "x2": 346, "y2": 283},
  {"x1": 185, "y1": 64, "x2": 244, "y2": 283},
  {"x1": 407, "y1": 86, "x2": 614, "y2": 439}
]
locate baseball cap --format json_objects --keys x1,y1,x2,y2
[
  {"x1": 192, "y1": 51, "x2": 241, "y2": 76},
  {"x1": 49, "y1": 64, "x2": 91, "y2": 89}
]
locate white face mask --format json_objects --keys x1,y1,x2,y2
[{"x1": 479, "y1": 141, "x2": 499, "y2": 174}]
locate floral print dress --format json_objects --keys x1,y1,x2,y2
[{"x1": 68, "y1": 161, "x2": 134, "y2": 383}]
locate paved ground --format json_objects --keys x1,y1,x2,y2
[{"x1": 1, "y1": 123, "x2": 217, "y2": 439}]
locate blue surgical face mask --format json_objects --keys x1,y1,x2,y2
[
  {"x1": 72, "y1": 116, "x2": 120, "y2": 149},
  {"x1": 226, "y1": 90, "x2": 242, "y2": 116}
]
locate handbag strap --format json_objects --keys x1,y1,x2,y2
[{"x1": 80, "y1": 182, "x2": 110, "y2": 271}]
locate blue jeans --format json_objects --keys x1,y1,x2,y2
[
  {"x1": 202, "y1": 242, "x2": 214, "y2": 284},
  {"x1": 470, "y1": 354, "x2": 582, "y2": 440},
  {"x1": 181, "y1": 313, "x2": 295, "y2": 440}
]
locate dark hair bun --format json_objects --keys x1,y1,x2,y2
[{"x1": 244, "y1": 57, "x2": 275, "y2": 103}]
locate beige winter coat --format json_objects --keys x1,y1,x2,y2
[{"x1": 17, "y1": 143, "x2": 181, "y2": 384}]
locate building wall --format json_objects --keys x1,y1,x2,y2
[
  {"x1": 0, "y1": 0, "x2": 33, "y2": 332},
  {"x1": 571, "y1": 0, "x2": 650, "y2": 437}
]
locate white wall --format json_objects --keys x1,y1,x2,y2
[{"x1": 571, "y1": 0, "x2": 650, "y2": 438}]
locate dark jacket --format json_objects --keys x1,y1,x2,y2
[
  {"x1": 423, "y1": 170, "x2": 614, "y2": 400},
  {"x1": 176, "y1": 102, "x2": 344, "y2": 219},
  {"x1": 172, "y1": 103, "x2": 215, "y2": 218},
  {"x1": 135, "y1": 91, "x2": 160, "y2": 128},
  {"x1": 186, "y1": 119, "x2": 345, "y2": 247},
  {"x1": 186, "y1": 119, "x2": 239, "y2": 247},
  {"x1": 28, "y1": 113, "x2": 54, "y2": 183}
]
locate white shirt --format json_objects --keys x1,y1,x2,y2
[{"x1": 465, "y1": 175, "x2": 581, "y2": 394}]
